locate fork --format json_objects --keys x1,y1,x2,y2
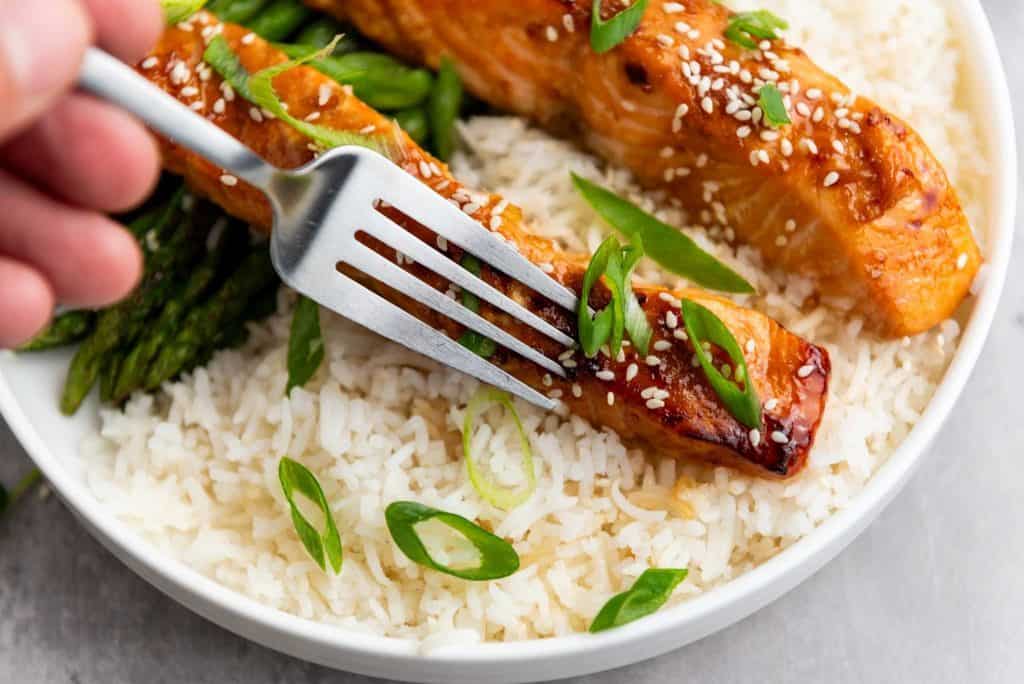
[{"x1": 77, "y1": 48, "x2": 579, "y2": 409}]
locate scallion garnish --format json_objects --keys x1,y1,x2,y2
[
  {"x1": 571, "y1": 174, "x2": 754, "y2": 294},
  {"x1": 590, "y1": 0, "x2": 649, "y2": 53},
  {"x1": 679, "y1": 299, "x2": 761, "y2": 428},
  {"x1": 278, "y1": 458, "x2": 343, "y2": 573},
  {"x1": 578, "y1": 235, "x2": 652, "y2": 358},
  {"x1": 462, "y1": 387, "x2": 536, "y2": 510},
  {"x1": 286, "y1": 295, "x2": 324, "y2": 394},
  {"x1": 757, "y1": 84, "x2": 791, "y2": 128},
  {"x1": 589, "y1": 568, "x2": 688, "y2": 632},
  {"x1": 385, "y1": 501, "x2": 520, "y2": 580},
  {"x1": 204, "y1": 35, "x2": 381, "y2": 153},
  {"x1": 723, "y1": 10, "x2": 788, "y2": 50},
  {"x1": 428, "y1": 56, "x2": 463, "y2": 161},
  {"x1": 456, "y1": 254, "x2": 497, "y2": 358},
  {"x1": 161, "y1": 0, "x2": 207, "y2": 25}
]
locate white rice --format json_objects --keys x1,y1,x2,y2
[{"x1": 80, "y1": 0, "x2": 986, "y2": 649}]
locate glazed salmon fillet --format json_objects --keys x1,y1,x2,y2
[
  {"x1": 305, "y1": 0, "x2": 982, "y2": 337},
  {"x1": 138, "y1": 13, "x2": 829, "y2": 478}
]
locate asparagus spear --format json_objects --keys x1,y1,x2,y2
[
  {"x1": 60, "y1": 189, "x2": 197, "y2": 414},
  {"x1": 110, "y1": 218, "x2": 243, "y2": 402},
  {"x1": 17, "y1": 311, "x2": 95, "y2": 352},
  {"x1": 245, "y1": 0, "x2": 310, "y2": 41},
  {"x1": 144, "y1": 248, "x2": 278, "y2": 389}
]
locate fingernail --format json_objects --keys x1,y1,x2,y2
[{"x1": 0, "y1": 0, "x2": 90, "y2": 104}]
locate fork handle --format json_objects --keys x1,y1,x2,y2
[{"x1": 77, "y1": 47, "x2": 277, "y2": 192}]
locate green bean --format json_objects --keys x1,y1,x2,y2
[
  {"x1": 428, "y1": 56, "x2": 463, "y2": 161},
  {"x1": 245, "y1": 0, "x2": 310, "y2": 41},
  {"x1": 394, "y1": 107, "x2": 430, "y2": 145},
  {"x1": 295, "y1": 18, "x2": 358, "y2": 53},
  {"x1": 279, "y1": 50, "x2": 433, "y2": 111},
  {"x1": 210, "y1": 0, "x2": 269, "y2": 24}
]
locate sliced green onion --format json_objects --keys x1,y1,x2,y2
[
  {"x1": 457, "y1": 254, "x2": 497, "y2": 358},
  {"x1": 724, "y1": 10, "x2": 788, "y2": 50},
  {"x1": 203, "y1": 34, "x2": 253, "y2": 100},
  {"x1": 589, "y1": 568, "x2": 688, "y2": 633},
  {"x1": 578, "y1": 236, "x2": 619, "y2": 358},
  {"x1": 278, "y1": 458, "x2": 343, "y2": 573},
  {"x1": 428, "y1": 56, "x2": 463, "y2": 161},
  {"x1": 286, "y1": 295, "x2": 324, "y2": 394},
  {"x1": 757, "y1": 84, "x2": 791, "y2": 128},
  {"x1": 578, "y1": 234, "x2": 652, "y2": 357},
  {"x1": 680, "y1": 299, "x2": 761, "y2": 428},
  {"x1": 461, "y1": 387, "x2": 536, "y2": 510},
  {"x1": 160, "y1": 0, "x2": 207, "y2": 25},
  {"x1": 571, "y1": 173, "x2": 754, "y2": 294},
  {"x1": 385, "y1": 501, "x2": 520, "y2": 580},
  {"x1": 590, "y1": 0, "x2": 649, "y2": 53},
  {"x1": 204, "y1": 36, "x2": 380, "y2": 152}
]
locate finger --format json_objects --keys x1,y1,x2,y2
[
  {"x1": 78, "y1": 0, "x2": 164, "y2": 64},
  {"x1": 0, "y1": 0, "x2": 93, "y2": 141},
  {"x1": 1, "y1": 93, "x2": 160, "y2": 212},
  {"x1": 0, "y1": 256, "x2": 55, "y2": 348},
  {"x1": 0, "y1": 170, "x2": 142, "y2": 308}
]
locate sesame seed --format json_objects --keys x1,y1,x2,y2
[
  {"x1": 745, "y1": 339, "x2": 756, "y2": 353},
  {"x1": 304, "y1": 111, "x2": 320, "y2": 122},
  {"x1": 596, "y1": 370, "x2": 615, "y2": 381},
  {"x1": 832, "y1": 139, "x2": 845, "y2": 154},
  {"x1": 189, "y1": 101, "x2": 204, "y2": 111},
  {"x1": 563, "y1": 359, "x2": 577, "y2": 368},
  {"x1": 749, "y1": 429, "x2": 761, "y2": 447},
  {"x1": 652, "y1": 340, "x2": 672, "y2": 352},
  {"x1": 665, "y1": 311, "x2": 678, "y2": 328},
  {"x1": 180, "y1": 86, "x2": 198, "y2": 97},
  {"x1": 673, "y1": 329, "x2": 688, "y2": 341},
  {"x1": 359, "y1": 124, "x2": 376, "y2": 135},
  {"x1": 823, "y1": 171, "x2": 840, "y2": 187},
  {"x1": 241, "y1": 32, "x2": 256, "y2": 44},
  {"x1": 248, "y1": 107, "x2": 263, "y2": 122},
  {"x1": 418, "y1": 160, "x2": 432, "y2": 178},
  {"x1": 539, "y1": 262, "x2": 554, "y2": 273},
  {"x1": 549, "y1": 389, "x2": 563, "y2": 399},
  {"x1": 558, "y1": 348, "x2": 575, "y2": 361},
  {"x1": 785, "y1": 219, "x2": 797, "y2": 232},
  {"x1": 542, "y1": 374, "x2": 553, "y2": 387},
  {"x1": 771, "y1": 430, "x2": 789, "y2": 444},
  {"x1": 659, "y1": 292, "x2": 679, "y2": 305},
  {"x1": 657, "y1": 34, "x2": 674, "y2": 47},
  {"x1": 764, "y1": 398, "x2": 779, "y2": 411},
  {"x1": 663, "y1": 2, "x2": 685, "y2": 13},
  {"x1": 219, "y1": 174, "x2": 238, "y2": 186},
  {"x1": 757, "y1": 150, "x2": 770, "y2": 164},
  {"x1": 562, "y1": 14, "x2": 575, "y2": 32},
  {"x1": 573, "y1": 383, "x2": 583, "y2": 398},
  {"x1": 806, "y1": 88, "x2": 822, "y2": 100},
  {"x1": 626, "y1": 363, "x2": 639, "y2": 381},
  {"x1": 607, "y1": 392, "x2": 615, "y2": 406},
  {"x1": 212, "y1": 98, "x2": 225, "y2": 114},
  {"x1": 775, "y1": 235, "x2": 788, "y2": 247},
  {"x1": 545, "y1": 25, "x2": 558, "y2": 42},
  {"x1": 645, "y1": 355, "x2": 661, "y2": 366},
  {"x1": 645, "y1": 398, "x2": 666, "y2": 410},
  {"x1": 956, "y1": 252, "x2": 968, "y2": 270},
  {"x1": 318, "y1": 84, "x2": 332, "y2": 107},
  {"x1": 797, "y1": 364, "x2": 815, "y2": 378},
  {"x1": 701, "y1": 96, "x2": 714, "y2": 114},
  {"x1": 141, "y1": 56, "x2": 158, "y2": 70},
  {"x1": 737, "y1": 125, "x2": 752, "y2": 139}
]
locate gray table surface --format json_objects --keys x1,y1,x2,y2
[{"x1": 2, "y1": 1, "x2": 1022, "y2": 681}]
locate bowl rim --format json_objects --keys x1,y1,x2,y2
[{"x1": 0, "y1": 0, "x2": 1016, "y2": 675}]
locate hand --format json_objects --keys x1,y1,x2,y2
[{"x1": 0, "y1": 0, "x2": 165, "y2": 348}]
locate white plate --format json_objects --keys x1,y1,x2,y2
[{"x1": 0, "y1": 1, "x2": 1015, "y2": 681}]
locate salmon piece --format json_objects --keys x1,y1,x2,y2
[
  {"x1": 138, "y1": 14, "x2": 829, "y2": 479},
  {"x1": 305, "y1": 0, "x2": 982, "y2": 337}
]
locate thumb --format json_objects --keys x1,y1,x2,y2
[{"x1": 0, "y1": 0, "x2": 93, "y2": 143}]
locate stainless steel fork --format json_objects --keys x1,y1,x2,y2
[{"x1": 78, "y1": 48, "x2": 579, "y2": 409}]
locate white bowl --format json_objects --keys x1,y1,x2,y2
[{"x1": 0, "y1": 1, "x2": 1014, "y2": 681}]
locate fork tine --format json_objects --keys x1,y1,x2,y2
[
  {"x1": 303, "y1": 271, "x2": 557, "y2": 410},
  {"x1": 359, "y1": 210, "x2": 575, "y2": 348},
  {"x1": 345, "y1": 242, "x2": 568, "y2": 378},
  {"x1": 362, "y1": 153, "x2": 580, "y2": 312}
]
